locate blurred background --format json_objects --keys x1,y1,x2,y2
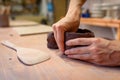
[
  {"x1": 1, "y1": 0, "x2": 120, "y2": 39},
  {"x1": 1, "y1": 0, "x2": 120, "y2": 24},
  {"x1": 0, "y1": 0, "x2": 69, "y2": 25}
]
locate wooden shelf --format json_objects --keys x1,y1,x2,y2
[{"x1": 80, "y1": 18, "x2": 120, "y2": 40}]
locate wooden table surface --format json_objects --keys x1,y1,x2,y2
[{"x1": 0, "y1": 27, "x2": 120, "y2": 80}]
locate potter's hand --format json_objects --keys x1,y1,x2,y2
[
  {"x1": 52, "y1": 17, "x2": 80, "y2": 52},
  {"x1": 65, "y1": 38, "x2": 120, "y2": 66},
  {"x1": 52, "y1": 0, "x2": 86, "y2": 52}
]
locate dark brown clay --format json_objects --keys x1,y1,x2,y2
[
  {"x1": 47, "y1": 29, "x2": 95, "y2": 50},
  {"x1": 47, "y1": 32, "x2": 58, "y2": 49},
  {"x1": 65, "y1": 30, "x2": 94, "y2": 50}
]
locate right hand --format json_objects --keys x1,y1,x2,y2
[
  {"x1": 65, "y1": 38, "x2": 120, "y2": 66},
  {"x1": 52, "y1": 16, "x2": 80, "y2": 52}
]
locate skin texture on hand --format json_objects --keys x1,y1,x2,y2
[
  {"x1": 52, "y1": 0, "x2": 120, "y2": 66},
  {"x1": 65, "y1": 38, "x2": 120, "y2": 66},
  {"x1": 52, "y1": 17, "x2": 80, "y2": 52},
  {"x1": 52, "y1": 0, "x2": 86, "y2": 52}
]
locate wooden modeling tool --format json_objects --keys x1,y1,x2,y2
[{"x1": 1, "y1": 41, "x2": 50, "y2": 65}]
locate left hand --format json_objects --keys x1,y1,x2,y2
[{"x1": 65, "y1": 38, "x2": 120, "y2": 66}]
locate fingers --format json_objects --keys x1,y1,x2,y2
[
  {"x1": 52, "y1": 24, "x2": 65, "y2": 52},
  {"x1": 64, "y1": 38, "x2": 96, "y2": 55},
  {"x1": 65, "y1": 46, "x2": 90, "y2": 55},
  {"x1": 66, "y1": 38, "x2": 96, "y2": 46},
  {"x1": 52, "y1": 24, "x2": 57, "y2": 42},
  {"x1": 56, "y1": 26, "x2": 65, "y2": 52},
  {"x1": 64, "y1": 37, "x2": 119, "y2": 66},
  {"x1": 67, "y1": 53, "x2": 91, "y2": 61}
]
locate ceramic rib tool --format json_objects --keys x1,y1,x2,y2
[{"x1": 1, "y1": 41, "x2": 50, "y2": 65}]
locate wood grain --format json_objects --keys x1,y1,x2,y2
[{"x1": 0, "y1": 27, "x2": 120, "y2": 80}]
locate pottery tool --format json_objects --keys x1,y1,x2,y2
[{"x1": 1, "y1": 41, "x2": 50, "y2": 65}]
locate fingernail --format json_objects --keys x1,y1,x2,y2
[
  {"x1": 65, "y1": 50, "x2": 69, "y2": 54},
  {"x1": 66, "y1": 41, "x2": 70, "y2": 46}
]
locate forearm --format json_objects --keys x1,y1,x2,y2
[{"x1": 66, "y1": 0, "x2": 86, "y2": 19}]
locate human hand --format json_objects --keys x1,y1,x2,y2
[
  {"x1": 65, "y1": 38, "x2": 120, "y2": 66},
  {"x1": 52, "y1": 0, "x2": 87, "y2": 52},
  {"x1": 52, "y1": 17, "x2": 80, "y2": 52}
]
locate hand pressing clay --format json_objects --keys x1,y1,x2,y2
[
  {"x1": 47, "y1": 29, "x2": 95, "y2": 50},
  {"x1": 65, "y1": 29, "x2": 95, "y2": 50},
  {"x1": 1, "y1": 41, "x2": 50, "y2": 65}
]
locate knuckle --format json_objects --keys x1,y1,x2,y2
[
  {"x1": 72, "y1": 48, "x2": 78, "y2": 53},
  {"x1": 52, "y1": 24, "x2": 63, "y2": 32},
  {"x1": 77, "y1": 38, "x2": 82, "y2": 43},
  {"x1": 57, "y1": 25, "x2": 62, "y2": 29},
  {"x1": 68, "y1": 41, "x2": 74, "y2": 45},
  {"x1": 77, "y1": 47, "x2": 84, "y2": 52},
  {"x1": 52, "y1": 24, "x2": 56, "y2": 30},
  {"x1": 72, "y1": 48, "x2": 80, "y2": 53},
  {"x1": 89, "y1": 46, "x2": 98, "y2": 53},
  {"x1": 77, "y1": 49, "x2": 82, "y2": 53},
  {"x1": 94, "y1": 38, "x2": 102, "y2": 44}
]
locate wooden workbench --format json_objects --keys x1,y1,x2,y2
[
  {"x1": 0, "y1": 27, "x2": 120, "y2": 80},
  {"x1": 81, "y1": 18, "x2": 120, "y2": 40}
]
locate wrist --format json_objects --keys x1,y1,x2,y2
[
  {"x1": 65, "y1": 0, "x2": 86, "y2": 21},
  {"x1": 65, "y1": 7, "x2": 81, "y2": 22}
]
